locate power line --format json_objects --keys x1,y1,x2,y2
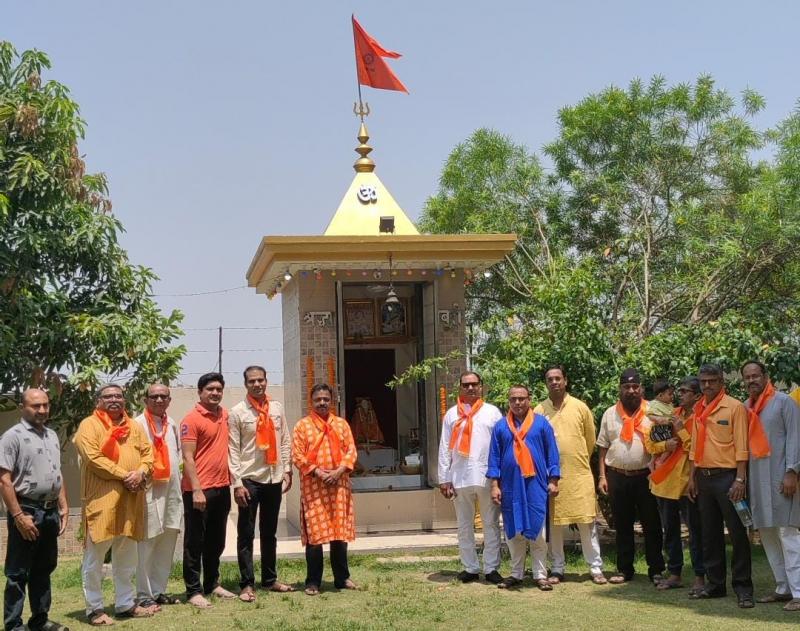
[
  {"x1": 186, "y1": 349, "x2": 281, "y2": 353},
  {"x1": 154, "y1": 285, "x2": 248, "y2": 297},
  {"x1": 182, "y1": 326, "x2": 281, "y2": 331}
]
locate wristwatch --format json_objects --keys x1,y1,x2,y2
[{"x1": 735, "y1": 477, "x2": 745, "y2": 484}]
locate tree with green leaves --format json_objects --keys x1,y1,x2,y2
[
  {"x1": 418, "y1": 75, "x2": 800, "y2": 414},
  {"x1": 0, "y1": 42, "x2": 185, "y2": 434}
]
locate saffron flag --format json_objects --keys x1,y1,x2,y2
[{"x1": 352, "y1": 15, "x2": 409, "y2": 93}]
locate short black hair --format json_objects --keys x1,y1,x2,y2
[
  {"x1": 310, "y1": 383, "x2": 333, "y2": 398},
  {"x1": 698, "y1": 363, "x2": 723, "y2": 378},
  {"x1": 740, "y1": 360, "x2": 767, "y2": 375},
  {"x1": 243, "y1": 365, "x2": 267, "y2": 381},
  {"x1": 678, "y1": 377, "x2": 701, "y2": 395},
  {"x1": 459, "y1": 370, "x2": 482, "y2": 385},
  {"x1": 652, "y1": 378, "x2": 673, "y2": 396},
  {"x1": 508, "y1": 384, "x2": 530, "y2": 396},
  {"x1": 543, "y1": 364, "x2": 566, "y2": 380},
  {"x1": 198, "y1": 372, "x2": 225, "y2": 391}
]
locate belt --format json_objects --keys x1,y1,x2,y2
[
  {"x1": 607, "y1": 466, "x2": 650, "y2": 477},
  {"x1": 17, "y1": 496, "x2": 59, "y2": 510},
  {"x1": 696, "y1": 467, "x2": 735, "y2": 477}
]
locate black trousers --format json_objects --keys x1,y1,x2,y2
[
  {"x1": 3, "y1": 506, "x2": 59, "y2": 631},
  {"x1": 236, "y1": 479, "x2": 283, "y2": 588},
  {"x1": 305, "y1": 541, "x2": 350, "y2": 588},
  {"x1": 658, "y1": 496, "x2": 705, "y2": 577},
  {"x1": 182, "y1": 487, "x2": 231, "y2": 597},
  {"x1": 695, "y1": 468, "x2": 752, "y2": 597},
  {"x1": 607, "y1": 469, "x2": 665, "y2": 579}
]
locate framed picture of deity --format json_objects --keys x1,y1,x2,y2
[{"x1": 344, "y1": 300, "x2": 376, "y2": 339}]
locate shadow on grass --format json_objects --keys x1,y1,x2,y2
[
  {"x1": 425, "y1": 569, "x2": 460, "y2": 583},
  {"x1": 586, "y1": 544, "x2": 793, "y2": 624}
]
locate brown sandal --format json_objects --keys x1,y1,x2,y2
[
  {"x1": 239, "y1": 587, "x2": 256, "y2": 602},
  {"x1": 536, "y1": 579, "x2": 553, "y2": 591},
  {"x1": 267, "y1": 582, "x2": 296, "y2": 593},
  {"x1": 88, "y1": 610, "x2": 115, "y2": 626},
  {"x1": 304, "y1": 585, "x2": 320, "y2": 596}
]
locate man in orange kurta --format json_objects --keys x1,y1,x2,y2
[
  {"x1": 73, "y1": 384, "x2": 154, "y2": 624},
  {"x1": 292, "y1": 383, "x2": 357, "y2": 595}
]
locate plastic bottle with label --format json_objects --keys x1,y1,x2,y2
[{"x1": 732, "y1": 499, "x2": 753, "y2": 528}]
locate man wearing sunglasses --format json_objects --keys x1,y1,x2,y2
[
  {"x1": 437, "y1": 371, "x2": 503, "y2": 584},
  {"x1": 133, "y1": 384, "x2": 183, "y2": 610}
]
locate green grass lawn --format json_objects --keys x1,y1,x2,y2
[{"x1": 20, "y1": 544, "x2": 799, "y2": 630}]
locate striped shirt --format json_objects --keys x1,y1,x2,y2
[{"x1": 73, "y1": 413, "x2": 154, "y2": 543}]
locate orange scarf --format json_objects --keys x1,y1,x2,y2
[
  {"x1": 650, "y1": 406, "x2": 693, "y2": 485},
  {"x1": 307, "y1": 412, "x2": 343, "y2": 468},
  {"x1": 747, "y1": 380, "x2": 774, "y2": 459},
  {"x1": 449, "y1": 398, "x2": 484, "y2": 457},
  {"x1": 248, "y1": 395, "x2": 278, "y2": 466},
  {"x1": 617, "y1": 401, "x2": 646, "y2": 443},
  {"x1": 506, "y1": 410, "x2": 536, "y2": 478},
  {"x1": 692, "y1": 388, "x2": 726, "y2": 466},
  {"x1": 144, "y1": 408, "x2": 171, "y2": 480},
  {"x1": 95, "y1": 409, "x2": 131, "y2": 463}
]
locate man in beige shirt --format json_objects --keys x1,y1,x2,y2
[
  {"x1": 596, "y1": 368, "x2": 665, "y2": 584},
  {"x1": 228, "y1": 366, "x2": 294, "y2": 601}
]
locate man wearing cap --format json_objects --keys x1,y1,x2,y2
[
  {"x1": 687, "y1": 363, "x2": 753, "y2": 607},
  {"x1": 0, "y1": 389, "x2": 69, "y2": 631},
  {"x1": 134, "y1": 384, "x2": 183, "y2": 609},
  {"x1": 741, "y1": 361, "x2": 800, "y2": 611},
  {"x1": 437, "y1": 371, "x2": 504, "y2": 584},
  {"x1": 228, "y1": 366, "x2": 294, "y2": 602},
  {"x1": 596, "y1": 368, "x2": 665, "y2": 584}
]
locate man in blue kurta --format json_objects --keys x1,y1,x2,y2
[{"x1": 488, "y1": 385, "x2": 560, "y2": 590}]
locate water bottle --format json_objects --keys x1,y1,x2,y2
[{"x1": 733, "y1": 499, "x2": 753, "y2": 528}]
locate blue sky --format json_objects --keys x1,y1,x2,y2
[{"x1": 5, "y1": 1, "x2": 800, "y2": 384}]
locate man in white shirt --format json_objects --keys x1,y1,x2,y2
[
  {"x1": 134, "y1": 384, "x2": 183, "y2": 609},
  {"x1": 228, "y1": 366, "x2": 294, "y2": 602},
  {"x1": 596, "y1": 368, "x2": 665, "y2": 584},
  {"x1": 437, "y1": 371, "x2": 503, "y2": 583}
]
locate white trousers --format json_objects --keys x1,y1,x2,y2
[
  {"x1": 82, "y1": 534, "x2": 138, "y2": 614},
  {"x1": 137, "y1": 528, "x2": 179, "y2": 600},
  {"x1": 453, "y1": 482, "x2": 501, "y2": 574},
  {"x1": 507, "y1": 528, "x2": 548, "y2": 580},
  {"x1": 548, "y1": 521, "x2": 604, "y2": 576},
  {"x1": 759, "y1": 526, "x2": 800, "y2": 598}
]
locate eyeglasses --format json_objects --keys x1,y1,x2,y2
[
  {"x1": 460, "y1": 382, "x2": 481, "y2": 389},
  {"x1": 147, "y1": 394, "x2": 170, "y2": 401}
]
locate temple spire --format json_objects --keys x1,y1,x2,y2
[{"x1": 353, "y1": 121, "x2": 375, "y2": 173}]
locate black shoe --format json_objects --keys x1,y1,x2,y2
[
  {"x1": 457, "y1": 570, "x2": 480, "y2": 583},
  {"x1": 689, "y1": 588, "x2": 726, "y2": 599},
  {"x1": 485, "y1": 570, "x2": 503, "y2": 584}
]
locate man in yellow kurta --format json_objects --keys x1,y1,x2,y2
[
  {"x1": 534, "y1": 365, "x2": 607, "y2": 584},
  {"x1": 292, "y1": 383, "x2": 357, "y2": 596},
  {"x1": 74, "y1": 384, "x2": 154, "y2": 624}
]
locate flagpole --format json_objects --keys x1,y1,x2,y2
[{"x1": 352, "y1": 14, "x2": 366, "y2": 120}]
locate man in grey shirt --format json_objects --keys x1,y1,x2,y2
[{"x1": 0, "y1": 389, "x2": 69, "y2": 631}]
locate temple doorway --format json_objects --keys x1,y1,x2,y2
[{"x1": 344, "y1": 348, "x2": 397, "y2": 448}]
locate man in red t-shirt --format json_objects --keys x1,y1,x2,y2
[{"x1": 180, "y1": 372, "x2": 233, "y2": 608}]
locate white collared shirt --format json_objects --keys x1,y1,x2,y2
[
  {"x1": 596, "y1": 404, "x2": 652, "y2": 470},
  {"x1": 437, "y1": 402, "x2": 503, "y2": 488}
]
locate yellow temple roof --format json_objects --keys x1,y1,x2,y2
[
  {"x1": 245, "y1": 121, "x2": 517, "y2": 297},
  {"x1": 323, "y1": 122, "x2": 419, "y2": 236}
]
